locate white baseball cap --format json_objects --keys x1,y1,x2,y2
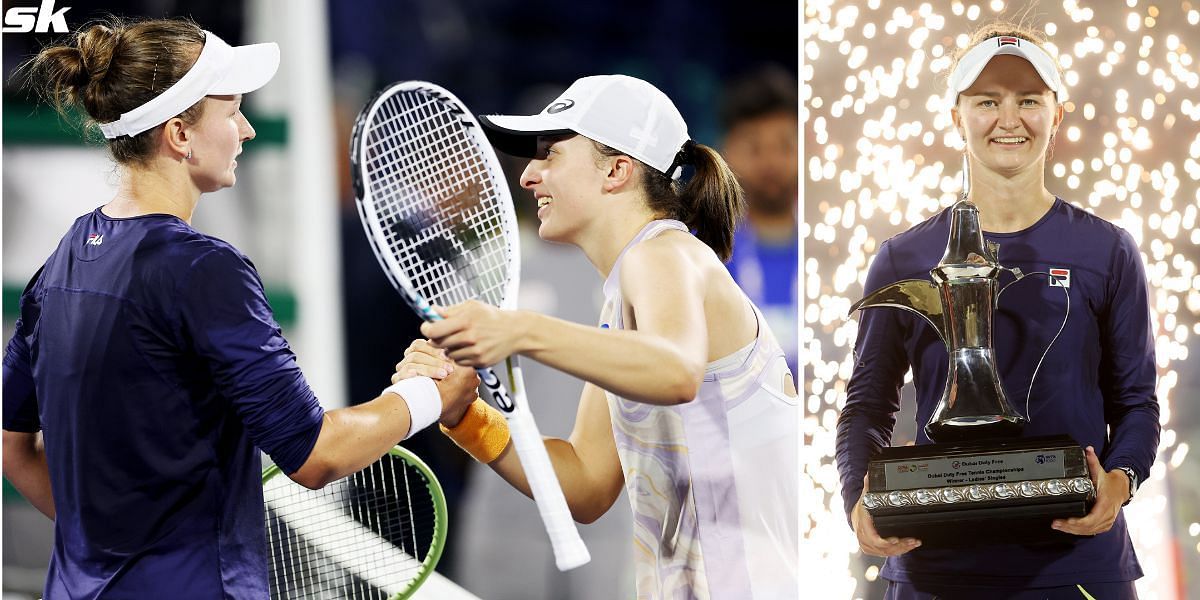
[
  {"x1": 479, "y1": 75, "x2": 691, "y2": 176},
  {"x1": 99, "y1": 31, "x2": 279, "y2": 139},
  {"x1": 948, "y1": 36, "x2": 1068, "y2": 105}
]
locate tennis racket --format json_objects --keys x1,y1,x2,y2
[
  {"x1": 349, "y1": 80, "x2": 590, "y2": 571},
  {"x1": 261, "y1": 446, "x2": 447, "y2": 600}
]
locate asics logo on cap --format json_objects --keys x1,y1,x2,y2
[{"x1": 546, "y1": 99, "x2": 575, "y2": 114}]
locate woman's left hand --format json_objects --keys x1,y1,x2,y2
[
  {"x1": 1050, "y1": 446, "x2": 1132, "y2": 536},
  {"x1": 420, "y1": 301, "x2": 527, "y2": 367}
]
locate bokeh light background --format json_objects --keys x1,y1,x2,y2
[{"x1": 800, "y1": 1, "x2": 1200, "y2": 598}]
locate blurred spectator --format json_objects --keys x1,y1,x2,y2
[{"x1": 720, "y1": 65, "x2": 799, "y2": 376}]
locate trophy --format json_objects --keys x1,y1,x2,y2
[{"x1": 849, "y1": 200, "x2": 1095, "y2": 546}]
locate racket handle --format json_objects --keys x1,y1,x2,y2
[
  {"x1": 475, "y1": 367, "x2": 589, "y2": 569},
  {"x1": 505, "y1": 404, "x2": 592, "y2": 570}
]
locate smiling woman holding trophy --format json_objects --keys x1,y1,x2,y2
[{"x1": 835, "y1": 22, "x2": 1160, "y2": 600}]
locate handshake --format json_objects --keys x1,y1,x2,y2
[{"x1": 391, "y1": 339, "x2": 480, "y2": 429}]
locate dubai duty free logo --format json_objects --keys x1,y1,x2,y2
[{"x1": 2, "y1": 0, "x2": 71, "y2": 34}]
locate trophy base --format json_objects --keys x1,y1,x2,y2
[{"x1": 864, "y1": 435, "x2": 1096, "y2": 547}]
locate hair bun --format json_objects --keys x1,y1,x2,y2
[
  {"x1": 19, "y1": 15, "x2": 206, "y2": 164},
  {"x1": 75, "y1": 23, "x2": 121, "y2": 83}
]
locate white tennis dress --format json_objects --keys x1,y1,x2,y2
[{"x1": 600, "y1": 219, "x2": 799, "y2": 599}]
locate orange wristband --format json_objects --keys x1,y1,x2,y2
[{"x1": 439, "y1": 399, "x2": 511, "y2": 464}]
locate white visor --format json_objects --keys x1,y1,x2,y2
[
  {"x1": 98, "y1": 31, "x2": 279, "y2": 139},
  {"x1": 948, "y1": 36, "x2": 1067, "y2": 105},
  {"x1": 479, "y1": 74, "x2": 691, "y2": 177}
]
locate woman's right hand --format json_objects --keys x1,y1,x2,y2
[
  {"x1": 396, "y1": 339, "x2": 479, "y2": 426},
  {"x1": 852, "y1": 474, "x2": 922, "y2": 557}
]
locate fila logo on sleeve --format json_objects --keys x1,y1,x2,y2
[{"x1": 1049, "y1": 267, "x2": 1070, "y2": 288}]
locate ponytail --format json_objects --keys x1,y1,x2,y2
[
  {"x1": 591, "y1": 140, "x2": 746, "y2": 261},
  {"x1": 676, "y1": 143, "x2": 745, "y2": 261}
]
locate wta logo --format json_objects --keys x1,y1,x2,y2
[{"x1": 1, "y1": 0, "x2": 71, "y2": 33}]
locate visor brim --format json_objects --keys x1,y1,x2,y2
[
  {"x1": 954, "y1": 45, "x2": 1065, "y2": 101},
  {"x1": 210, "y1": 42, "x2": 280, "y2": 96}
]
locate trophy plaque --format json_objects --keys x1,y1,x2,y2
[{"x1": 850, "y1": 200, "x2": 1095, "y2": 546}]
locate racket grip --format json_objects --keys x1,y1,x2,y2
[{"x1": 505, "y1": 402, "x2": 592, "y2": 571}]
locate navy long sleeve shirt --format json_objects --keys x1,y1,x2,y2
[
  {"x1": 3, "y1": 208, "x2": 325, "y2": 599},
  {"x1": 836, "y1": 198, "x2": 1159, "y2": 587}
]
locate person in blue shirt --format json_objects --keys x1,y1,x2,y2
[
  {"x1": 720, "y1": 66, "x2": 798, "y2": 377},
  {"x1": 1, "y1": 17, "x2": 478, "y2": 599},
  {"x1": 836, "y1": 23, "x2": 1159, "y2": 600}
]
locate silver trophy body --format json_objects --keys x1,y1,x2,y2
[
  {"x1": 851, "y1": 199, "x2": 1026, "y2": 442},
  {"x1": 848, "y1": 200, "x2": 1094, "y2": 544}
]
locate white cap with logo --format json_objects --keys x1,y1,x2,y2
[
  {"x1": 98, "y1": 31, "x2": 279, "y2": 139},
  {"x1": 947, "y1": 36, "x2": 1067, "y2": 105},
  {"x1": 479, "y1": 74, "x2": 691, "y2": 176}
]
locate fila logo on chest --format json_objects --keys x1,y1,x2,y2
[{"x1": 1048, "y1": 267, "x2": 1070, "y2": 288}]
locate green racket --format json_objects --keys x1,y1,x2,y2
[{"x1": 261, "y1": 446, "x2": 447, "y2": 599}]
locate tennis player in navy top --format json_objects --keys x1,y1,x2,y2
[
  {"x1": 836, "y1": 22, "x2": 1159, "y2": 600},
  {"x1": 2, "y1": 17, "x2": 477, "y2": 599}
]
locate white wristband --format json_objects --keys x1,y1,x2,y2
[{"x1": 382, "y1": 376, "x2": 441, "y2": 440}]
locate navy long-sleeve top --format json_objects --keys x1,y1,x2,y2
[
  {"x1": 2, "y1": 208, "x2": 325, "y2": 599},
  {"x1": 836, "y1": 198, "x2": 1159, "y2": 587}
]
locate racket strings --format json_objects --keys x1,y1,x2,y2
[
  {"x1": 362, "y1": 90, "x2": 513, "y2": 309},
  {"x1": 264, "y1": 456, "x2": 437, "y2": 599},
  {"x1": 371, "y1": 99, "x2": 506, "y2": 302}
]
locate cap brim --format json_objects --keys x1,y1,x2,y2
[
  {"x1": 210, "y1": 42, "x2": 280, "y2": 95},
  {"x1": 479, "y1": 114, "x2": 574, "y2": 158}
]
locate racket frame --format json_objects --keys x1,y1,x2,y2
[{"x1": 261, "y1": 446, "x2": 448, "y2": 600}]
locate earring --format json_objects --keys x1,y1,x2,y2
[
  {"x1": 185, "y1": 148, "x2": 193, "y2": 161},
  {"x1": 1047, "y1": 133, "x2": 1056, "y2": 160}
]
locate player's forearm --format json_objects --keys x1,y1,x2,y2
[
  {"x1": 1102, "y1": 400, "x2": 1160, "y2": 479},
  {"x1": 2, "y1": 432, "x2": 55, "y2": 519},
  {"x1": 487, "y1": 437, "x2": 619, "y2": 524},
  {"x1": 836, "y1": 379, "x2": 901, "y2": 522},
  {"x1": 516, "y1": 312, "x2": 703, "y2": 405},
  {"x1": 290, "y1": 394, "x2": 412, "y2": 489}
]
